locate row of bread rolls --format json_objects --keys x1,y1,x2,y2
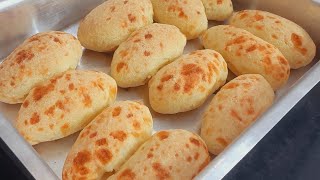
[{"x1": 62, "y1": 101, "x2": 210, "y2": 180}]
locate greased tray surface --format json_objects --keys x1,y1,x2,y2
[{"x1": 0, "y1": 0, "x2": 319, "y2": 179}]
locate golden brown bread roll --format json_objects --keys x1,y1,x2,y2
[
  {"x1": 201, "y1": 0, "x2": 233, "y2": 21},
  {"x1": 0, "y1": 31, "x2": 82, "y2": 104},
  {"x1": 201, "y1": 25, "x2": 290, "y2": 90},
  {"x1": 62, "y1": 101, "x2": 153, "y2": 180},
  {"x1": 16, "y1": 70, "x2": 117, "y2": 145},
  {"x1": 108, "y1": 129, "x2": 210, "y2": 180},
  {"x1": 149, "y1": 49, "x2": 228, "y2": 114},
  {"x1": 150, "y1": 0, "x2": 208, "y2": 40},
  {"x1": 111, "y1": 23, "x2": 186, "y2": 88},
  {"x1": 77, "y1": 0, "x2": 153, "y2": 52},
  {"x1": 229, "y1": 10, "x2": 316, "y2": 69},
  {"x1": 201, "y1": 74, "x2": 274, "y2": 155}
]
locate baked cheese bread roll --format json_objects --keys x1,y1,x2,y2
[
  {"x1": 111, "y1": 23, "x2": 187, "y2": 88},
  {"x1": 201, "y1": 74, "x2": 274, "y2": 155},
  {"x1": 16, "y1": 70, "x2": 117, "y2": 145},
  {"x1": 201, "y1": 0, "x2": 233, "y2": 21},
  {"x1": 229, "y1": 10, "x2": 316, "y2": 69},
  {"x1": 77, "y1": 0, "x2": 153, "y2": 52},
  {"x1": 62, "y1": 101, "x2": 153, "y2": 180},
  {"x1": 201, "y1": 25, "x2": 290, "y2": 90},
  {"x1": 0, "y1": 31, "x2": 82, "y2": 104},
  {"x1": 149, "y1": 49, "x2": 228, "y2": 114},
  {"x1": 150, "y1": 0, "x2": 207, "y2": 40},
  {"x1": 108, "y1": 129, "x2": 210, "y2": 180}
]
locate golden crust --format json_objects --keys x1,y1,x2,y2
[
  {"x1": 229, "y1": 10, "x2": 316, "y2": 69},
  {"x1": 201, "y1": 74, "x2": 274, "y2": 155},
  {"x1": 62, "y1": 101, "x2": 153, "y2": 180},
  {"x1": 77, "y1": 0, "x2": 153, "y2": 52},
  {"x1": 0, "y1": 31, "x2": 82, "y2": 104},
  {"x1": 16, "y1": 70, "x2": 117, "y2": 145},
  {"x1": 108, "y1": 129, "x2": 210, "y2": 180},
  {"x1": 201, "y1": 0, "x2": 233, "y2": 21},
  {"x1": 201, "y1": 25, "x2": 290, "y2": 90},
  {"x1": 149, "y1": 49, "x2": 228, "y2": 114},
  {"x1": 111, "y1": 23, "x2": 186, "y2": 88}
]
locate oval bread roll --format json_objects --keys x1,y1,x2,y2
[
  {"x1": 62, "y1": 101, "x2": 153, "y2": 180},
  {"x1": 201, "y1": 74, "x2": 274, "y2": 155},
  {"x1": 0, "y1": 31, "x2": 82, "y2": 104},
  {"x1": 77, "y1": 0, "x2": 153, "y2": 52},
  {"x1": 150, "y1": 0, "x2": 208, "y2": 40},
  {"x1": 16, "y1": 70, "x2": 117, "y2": 145},
  {"x1": 111, "y1": 23, "x2": 187, "y2": 88},
  {"x1": 201, "y1": 25, "x2": 290, "y2": 90},
  {"x1": 201, "y1": 0, "x2": 233, "y2": 21},
  {"x1": 149, "y1": 49, "x2": 228, "y2": 114},
  {"x1": 229, "y1": 10, "x2": 316, "y2": 69},
  {"x1": 108, "y1": 129, "x2": 210, "y2": 180}
]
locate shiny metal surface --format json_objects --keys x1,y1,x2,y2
[{"x1": 0, "y1": 0, "x2": 319, "y2": 180}]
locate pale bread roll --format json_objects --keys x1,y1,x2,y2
[
  {"x1": 150, "y1": 0, "x2": 208, "y2": 40},
  {"x1": 0, "y1": 31, "x2": 82, "y2": 104},
  {"x1": 201, "y1": 25, "x2": 290, "y2": 90},
  {"x1": 201, "y1": 74, "x2": 274, "y2": 155},
  {"x1": 62, "y1": 101, "x2": 153, "y2": 180},
  {"x1": 16, "y1": 70, "x2": 117, "y2": 145},
  {"x1": 77, "y1": 0, "x2": 153, "y2": 52},
  {"x1": 149, "y1": 49, "x2": 228, "y2": 114},
  {"x1": 229, "y1": 10, "x2": 316, "y2": 69},
  {"x1": 111, "y1": 23, "x2": 187, "y2": 88},
  {"x1": 108, "y1": 129, "x2": 210, "y2": 180},
  {"x1": 201, "y1": 0, "x2": 233, "y2": 21}
]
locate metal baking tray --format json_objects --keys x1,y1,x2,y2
[{"x1": 0, "y1": 0, "x2": 319, "y2": 179}]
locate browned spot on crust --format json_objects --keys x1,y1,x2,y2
[
  {"x1": 224, "y1": 82, "x2": 239, "y2": 89},
  {"x1": 145, "y1": 33, "x2": 153, "y2": 39},
  {"x1": 157, "y1": 84, "x2": 163, "y2": 91},
  {"x1": 117, "y1": 62, "x2": 128, "y2": 72},
  {"x1": 65, "y1": 74, "x2": 71, "y2": 81},
  {"x1": 190, "y1": 137, "x2": 200, "y2": 146},
  {"x1": 53, "y1": 37, "x2": 62, "y2": 44},
  {"x1": 144, "y1": 51, "x2": 151, "y2": 56},
  {"x1": 127, "y1": 113, "x2": 133, "y2": 118},
  {"x1": 254, "y1": 13, "x2": 264, "y2": 21},
  {"x1": 30, "y1": 113, "x2": 40, "y2": 125},
  {"x1": 255, "y1": 25, "x2": 264, "y2": 30},
  {"x1": 275, "y1": 20, "x2": 281, "y2": 24},
  {"x1": 96, "y1": 138, "x2": 107, "y2": 146},
  {"x1": 96, "y1": 149, "x2": 112, "y2": 164},
  {"x1": 128, "y1": 13, "x2": 136, "y2": 22},
  {"x1": 152, "y1": 163, "x2": 170, "y2": 179},
  {"x1": 216, "y1": 137, "x2": 228, "y2": 146},
  {"x1": 49, "y1": 124, "x2": 54, "y2": 130},
  {"x1": 37, "y1": 127, "x2": 43, "y2": 131},
  {"x1": 133, "y1": 39, "x2": 141, "y2": 43},
  {"x1": 60, "y1": 90, "x2": 66, "y2": 94},
  {"x1": 239, "y1": 12, "x2": 248, "y2": 19},
  {"x1": 32, "y1": 84, "x2": 54, "y2": 101},
  {"x1": 119, "y1": 169, "x2": 136, "y2": 179},
  {"x1": 60, "y1": 123, "x2": 69, "y2": 135},
  {"x1": 272, "y1": 34, "x2": 278, "y2": 39},
  {"x1": 147, "y1": 153, "x2": 153, "y2": 158},
  {"x1": 218, "y1": 104, "x2": 223, "y2": 111},
  {"x1": 161, "y1": 75, "x2": 173, "y2": 82},
  {"x1": 124, "y1": 0, "x2": 128, "y2": 4},
  {"x1": 217, "y1": 0, "x2": 223, "y2": 4},
  {"x1": 55, "y1": 100, "x2": 65, "y2": 110},
  {"x1": 194, "y1": 152, "x2": 200, "y2": 160},
  {"x1": 278, "y1": 56, "x2": 288, "y2": 66},
  {"x1": 186, "y1": 143, "x2": 190, "y2": 148},
  {"x1": 82, "y1": 94, "x2": 92, "y2": 107},
  {"x1": 22, "y1": 100, "x2": 29, "y2": 108},
  {"x1": 45, "y1": 106, "x2": 55, "y2": 116},
  {"x1": 89, "y1": 132, "x2": 97, "y2": 138},
  {"x1": 181, "y1": 63, "x2": 204, "y2": 93},
  {"x1": 246, "y1": 44, "x2": 257, "y2": 52},
  {"x1": 157, "y1": 131, "x2": 169, "y2": 140},
  {"x1": 16, "y1": 50, "x2": 34, "y2": 64},
  {"x1": 291, "y1": 33, "x2": 307, "y2": 55},
  {"x1": 178, "y1": 10, "x2": 188, "y2": 19},
  {"x1": 174, "y1": 83, "x2": 180, "y2": 91},
  {"x1": 110, "y1": 6, "x2": 115, "y2": 12},
  {"x1": 110, "y1": 131, "x2": 127, "y2": 141},
  {"x1": 187, "y1": 156, "x2": 192, "y2": 162},
  {"x1": 73, "y1": 151, "x2": 91, "y2": 175},
  {"x1": 231, "y1": 109, "x2": 243, "y2": 122},
  {"x1": 112, "y1": 107, "x2": 121, "y2": 117},
  {"x1": 133, "y1": 121, "x2": 141, "y2": 130}
]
